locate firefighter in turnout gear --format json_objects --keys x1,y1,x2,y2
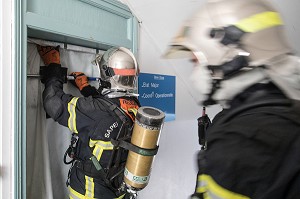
[
  {"x1": 164, "y1": 0, "x2": 300, "y2": 198},
  {"x1": 38, "y1": 45, "x2": 140, "y2": 199}
]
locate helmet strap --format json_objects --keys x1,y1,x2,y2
[
  {"x1": 102, "y1": 65, "x2": 115, "y2": 77},
  {"x1": 210, "y1": 25, "x2": 245, "y2": 46},
  {"x1": 97, "y1": 78, "x2": 111, "y2": 93},
  {"x1": 204, "y1": 56, "x2": 249, "y2": 106},
  {"x1": 208, "y1": 55, "x2": 249, "y2": 78}
]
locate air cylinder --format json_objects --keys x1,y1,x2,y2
[{"x1": 124, "y1": 106, "x2": 165, "y2": 190}]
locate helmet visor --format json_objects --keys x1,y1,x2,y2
[{"x1": 112, "y1": 75, "x2": 137, "y2": 90}]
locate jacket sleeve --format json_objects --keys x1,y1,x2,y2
[{"x1": 42, "y1": 77, "x2": 74, "y2": 127}]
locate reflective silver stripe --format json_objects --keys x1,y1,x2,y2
[
  {"x1": 69, "y1": 186, "x2": 84, "y2": 199},
  {"x1": 89, "y1": 139, "x2": 114, "y2": 161},
  {"x1": 93, "y1": 145, "x2": 103, "y2": 161},
  {"x1": 85, "y1": 175, "x2": 95, "y2": 198},
  {"x1": 196, "y1": 174, "x2": 250, "y2": 199},
  {"x1": 68, "y1": 97, "x2": 79, "y2": 133}
]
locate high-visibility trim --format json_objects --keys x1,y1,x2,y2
[
  {"x1": 69, "y1": 178, "x2": 125, "y2": 199},
  {"x1": 196, "y1": 174, "x2": 250, "y2": 199},
  {"x1": 69, "y1": 185, "x2": 124, "y2": 199},
  {"x1": 85, "y1": 176, "x2": 95, "y2": 198},
  {"x1": 235, "y1": 11, "x2": 283, "y2": 33},
  {"x1": 114, "y1": 194, "x2": 125, "y2": 199},
  {"x1": 68, "y1": 97, "x2": 79, "y2": 134},
  {"x1": 89, "y1": 139, "x2": 114, "y2": 161},
  {"x1": 113, "y1": 68, "x2": 136, "y2": 76},
  {"x1": 69, "y1": 186, "x2": 95, "y2": 199},
  {"x1": 69, "y1": 186, "x2": 82, "y2": 199}
]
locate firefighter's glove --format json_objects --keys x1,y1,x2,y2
[
  {"x1": 40, "y1": 64, "x2": 68, "y2": 84},
  {"x1": 70, "y1": 72, "x2": 89, "y2": 91},
  {"x1": 37, "y1": 45, "x2": 61, "y2": 66}
]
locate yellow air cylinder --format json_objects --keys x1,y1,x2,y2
[{"x1": 124, "y1": 106, "x2": 165, "y2": 190}]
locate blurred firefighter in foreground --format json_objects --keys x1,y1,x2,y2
[
  {"x1": 38, "y1": 45, "x2": 144, "y2": 198},
  {"x1": 164, "y1": 0, "x2": 300, "y2": 198}
]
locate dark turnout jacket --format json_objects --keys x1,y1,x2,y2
[
  {"x1": 43, "y1": 76, "x2": 140, "y2": 199},
  {"x1": 195, "y1": 83, "x2": 300, "y2": 199}
]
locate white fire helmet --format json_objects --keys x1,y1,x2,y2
[
  {"x1": 164, "y1": 0, "x2": 292, "y2": 105},
  {"x1": 97, "y1": 47, "x2": 139, "y2": 92}
]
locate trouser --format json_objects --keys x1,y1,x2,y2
[
  {"x1": 68, "y1": 164, "x2": 125, "y2": 199},
  {"x1": 69, "y1": 186, "x2": 125, "y2": 199}
]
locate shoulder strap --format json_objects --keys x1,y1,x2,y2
[{"x1": 96, "y1": 96, "x2": 133, "y2": 126}]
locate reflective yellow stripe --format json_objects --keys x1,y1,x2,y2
[
  {"x1": 69, "y1": 186, "x2": 96, "y2": 199},
  {"x1": 70, "y1": 183, "x2": 125, "y2": 199},
  {"x1": 93, "y1": 145, "x2": 104, "y2": 161},
  {"x1": 68, "y1": 97, "x2": 79, "y2": 133},
  {"x1": 196, "y1": 174, "x2": 250, "y2": 199},
  {"x1": 114, "y1": 194, "x2": 125, "y2": 199},
  {"x1": 85, "y1": 176, "x2": 95, "y2": 198},
  {"x1": 89, "y1": 139, "x2": 114, "y2": 161},
  {"x1": 235, "y1": 11, "x2": 283, "y2": 33}
]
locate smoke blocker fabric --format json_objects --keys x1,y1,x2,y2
[{"x1": 26, "y1": 40, "x2": 101, "y2": 199}]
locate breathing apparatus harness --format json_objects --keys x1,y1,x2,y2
[
  {"x1": 63, "y1": 95, "x2": 157, "y2": 197},
  {"x1": 63, "y1": 95, "x2": 132, "y2": 190}
]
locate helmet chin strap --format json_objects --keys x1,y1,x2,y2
[
  {"x1": 97, "y1": 78, "x2": 111, "y2": 93},
  {"x1": 208, "y1": 55, "x2": 249, "y2": 78},
  {"x1": 203, "y1": 56, "x2": 250, "y2": 106}
]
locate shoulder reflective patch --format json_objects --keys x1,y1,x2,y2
[
  {"x1": 197, "y1": 174, "x2": 250, "y2": 199},
  {"x1": 68, "y1": 97, "x2": 79, "y2": 134},
  {"x1": 235, "y1": 11, "x2": 283, "y2": 33}
]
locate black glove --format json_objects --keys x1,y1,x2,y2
[{"x1": 39, "y1": 63, "x2": 68, "y2": 84}]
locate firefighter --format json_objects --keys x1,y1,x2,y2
[
  {"x1": 38, "y1": 45, "x2": 140, "y2": 199},
  {"x1": 164, "y1": 0, "x2": 300, "y2": 198}
]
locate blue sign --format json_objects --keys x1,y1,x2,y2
[{"x1": 138, "y1": 73, "x2": 176, "y2": 122}]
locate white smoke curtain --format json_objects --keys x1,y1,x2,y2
[{"x1": 26, "y1": 39, "x2": 102, "y2": 199}]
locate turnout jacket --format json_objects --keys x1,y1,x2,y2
[
  {"x1": 43, "y1": 77, "x2": 140, "y2": 199},
  {"x1": 195, "y1": 83, "x2": 300, "y2": 199}
]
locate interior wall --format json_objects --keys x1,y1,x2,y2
[
  {"x1": 121, "y1": 1, "x2": 221, "y2": 198},
  {"x1": 0, "y1": 0, "x2": 14, "y2": 199}
]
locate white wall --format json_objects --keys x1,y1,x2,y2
[
  {"x1": 120, "y1": 0, "x2": 300, "y2": 198},
  {"x1": 0, "y1": 0, "x2": 14, "y2": 199},
  {"x1": 120, "y1": 1, "x2": 222, "y2": 198},
  {"x1": 272, "y1": 0, "x2": 300, "y2": 54}
]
